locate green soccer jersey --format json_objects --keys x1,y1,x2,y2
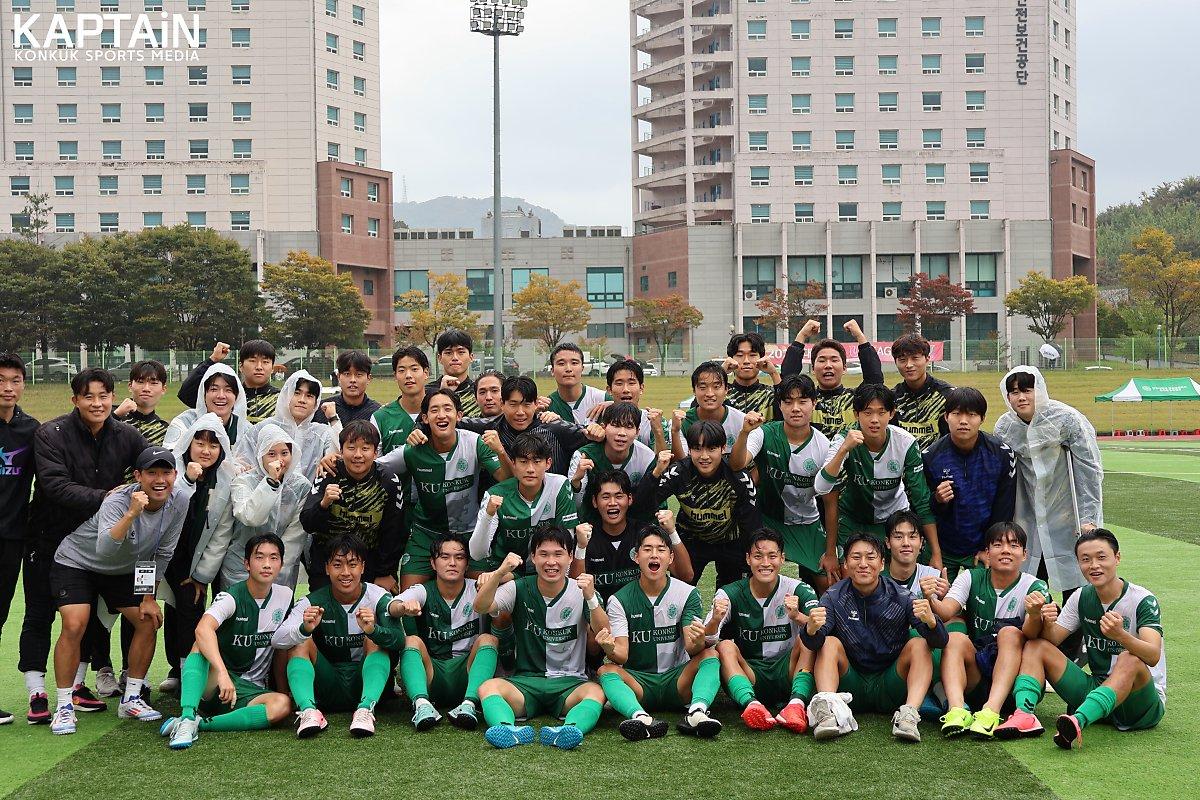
[
  {"x1": 681, "y1": 405, "x2": 746, "y2": 454},
  {"x1": 373, "y1": 399, "x2": 420, "y2": 454},
  {"x1": 470, "y1": 475, "x2": 579, "y2": 563},
  {"x1": 607, "y1": 577, "x2": 702, "y2": 673},
  {"x1": 815, "y1": 424, "x2": 934, "y2": 527},
  {"x1": 886, "y1": 563, "x2": 941, "y2": 599},
  {"x1": 379, "y1": 431, "x2": 502, "y2": 537},
  {"x1": 1057, "y1": 579, "x2": 1167, "y2": 705},
  {"x1": 747, "y1": 423, "x2": 830, "y2": 526},
  {"x1": 706, "y1": 576, "x2": 817, "y2": 660},
  {"x1": 946, "y1": 567, "x2": 1047, "y2": 639},
  {"x1": 494, "y1": 575, "x2": 590, "y2": 679},
  {"x1": 275, "y1": 582, "x2": 394, "y2": 664},
  {"x1": 547, "y1": 385, "x2": 610, "y2": 427},
  {"x1": 569, "y1": 440, "x2": 657, "y2": 524},
  {"x1": 395, "y1": 580, "x2": 485, "y2": 660},
  {"x1": 206, "y1": 581, "x2": 294, "y2": 686}
]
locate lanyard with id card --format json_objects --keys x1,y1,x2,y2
[{"x1": 134, "y1": 561, "x2": 157, "y2": 595}]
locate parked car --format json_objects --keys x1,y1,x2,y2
[
  {"x1": 641, "y1": 362, "x2": 660, "y2": 377},
  {"x1": 370, "y1": 355, "x2": 395, "y2": 378},
  {"x1": 107, "y1": 361, "x2": 135, "y2": 382},
  {"x1": 280, "y1": 353, "x2": 337, "y2": 383},
  {"x1": 471, "y1": 355, "x2": 520, "y2": 377},
  {"x1": 27, "y1": 358, "x2": 77, "y2": 383}
]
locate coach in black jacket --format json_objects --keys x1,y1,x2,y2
[{"x1": 18, "y1": 368, "x2": 149, "y2": 723}]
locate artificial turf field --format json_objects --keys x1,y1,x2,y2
[{"x1": 2, "y1": 379, "x2": 1198, "y2": 799}]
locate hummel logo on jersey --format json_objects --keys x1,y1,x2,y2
[
  {"x1": 235, "y1": 616, "x2": 250, "y2": 622},
  {"x1": 848, "y1": 610, "x2": 860, "y2": 621},
  {"x1": 416, "y1": 467, "x2": 434, "y2": 473},
  {"x1": 975, "y1": 596, "x2": 987, "y2": 605},
  {"x1": 630, "y1": 613, "x2": 644, "y2": 620}
]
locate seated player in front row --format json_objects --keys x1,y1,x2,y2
[
  {"x1": 706, "y1": 529, "x2": 819, "y2": 734},
  {"x1": 802, "y1": 534, "x2": 948, "y2": 742},
  {"x1": 472, "y1": 528, "x2": 608, "y2": 751},
  {"x1": 882, "y1": 510, "x2": 944, "y2": 599},
  {"x1": 996, "y1": 529, "x2": 1166, "y2": 750},
  {"x1": 272, "y1": 535, "x2": 402, "y2": 740},
  {"x1": 595, "y1": 527, "x2": 723, "y2": 742}
]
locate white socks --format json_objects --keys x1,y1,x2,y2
[
  {"x1": 56, "y1": 687, "x2": 73, "y2": 709},
  {"x1": 122, "y1": 677, "x2": 144, "y2": 703},
  {"x1": 73, "y1": 662, "x2": 87, "y2": 687},
  {"x1": 25, "y1": 670, "x2": 46, "y2": 697}
]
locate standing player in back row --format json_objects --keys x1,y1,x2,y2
[
  {"x1": 672, "y1": 362, "x2": 747, "y2": 459},
  {"x1": 722, "y1": 332, "x2": 781, "y2": 420},
  {"x1": 605, "y1": 360, "x2": 668, "y2": 452},
  {"x1": 891, "y1": 334, "x2": 954, "y2": 452},
  {"x1": 374, "y1": 346, "x2": 430, "y2": 455},
  {"x1": 426, "y1": 329, "x2": 481, "y2": 417},
  {"x1": 178, "y1": 341, "x2": 279, "y2": 425},
  {"x1": 546, "y1": 343, "x2": 609, "y2": 426},
  {"x1": 780, "y1": 319, "x2": 884, "y2": 438}
]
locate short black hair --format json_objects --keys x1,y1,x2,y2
[
  {"x1": 0, "y1": 353, "x2": 26, "y2": 378},
  {"x1": 325, "y1": 534, "x2": 368, "y2": 564},
  {"x1": 599, "y1": 401, "x2": 641, "y2": 430},
  {"x1": 727, "y1": 332, "x2": 766, "y2": 358},
  {"x1": 685, "y1": 419, "x2": 727, "y2": 450},
  {"x1": 510, "y1": 431, "x2": 552, "y2": 462},
  {"x1": 636, "y1": 526, "x2": 670, "y2": 549},
  {"x1": 590, "y1": 468, "x2": 632, "y2": 499},
  {"x1": 1005, "y1": 371, "x2": 1036, "y2": 394},
  {"x1": 529, "y1": 525, "x2": 574, "y2": 554},
  {"x1": 885, "y1": 510, "x2": 923, "y2": 539},
  {"x1": 810, "y1": 339, "x2": 847, "y2": 366},
  {"x1": 550, "y1": 342, "x2": 584, "y2": 365},
  {"x1": 293, "y1": 378, "x2": 321, "y2": 398},
  {"x1": 985, "y1": 521, "x2": 1028, "y2": 549},
  {"x1": 690, "y1": 361, "x2": 726, "y2": 390},
  {"x1": 945, "y1": 387, "x2": 987, "y2": 418},
  {"x1": 851, "y1": 383, "x2": 895, "y2": 414},
  {"x1": 501, "y1": 375, "x2": 538, "y2": 404},
  {"x1": 843, "y1": 533, "x2": 885, "y2": 560},
  {"x1": 422, "y1": 387, "x2": 462, "y2": 415},
  {"x1": 336, "y1": 350, "x2": 373, "y2": 374},
  {"x1": 392, "y1": 345, "x2": 430, "y2": 373},
  {"x1": 776, "y1": 373, "x2": 817, "y2": 404},
  {"x1": 1075, "y1": 528, "x2": 1120, "y2": 555},
  {"x1": 606, "y1": 359, "x2": 643, "y2": 387},
  {"x1": 204, "y1": 370, "x2": 240, "y2": 398},
  {"x1": 72, "y1": 367, "x2": 114, "y2": 397},
  {"x1": 476, "y1": 368, "x2": 504, "y2": 388},
  {"x1": 340, "y1": 419, "x2": 380, "y2": 449},
  {"x1": 430, "y1": 532, "x2": 469, "y2": 561},
  {"x1": 746, "y1": 527, "x2": 784, "y2": 554},
  {"x1": 239, "y1": 339, "x2": 276, "y2": 363},
  {"x1": 891, "y1": 334, "x2": 930, "y2": 360},
  {"x1": 435, "y1": 329, "x2": 473, "y2": 355},
  {"x1": 244, "y1": 532, "x2": 284, "y2": 562},
  {"x1": 128, "y1": 359, "x2": 168, "y2": 384}
]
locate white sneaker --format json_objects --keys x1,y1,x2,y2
[
  {"x1": 158, "y1": 675, "x2": 181, "y2": 695},
  {"x1": 168, "y1": 717, "x2": 200, "y2": 750},
  {"x1": 810, "y1": 695, "x2": 846, "y2": 741},
  {"x1": 119, "y1": 696, "x2": 163, "y2": 722},
  {"x1": 350, "y1": 707, "x2": 376, "y2": 738},
  {"x1": 95, "y1": 667, "x2": 120, "y2": 698},
  {"x1": 892, "y1": 704, "x2": 922, "y2": 742},
  {"x1": 295, "y1": 708, "x2": 328, "y2": 739},
  {"x1": 50, "y1": 704, "x2": 76, "y2": 735}
]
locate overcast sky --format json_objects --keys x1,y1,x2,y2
[{"x1": 380, "y1": 0, "x2": 1200, "y2": 228}]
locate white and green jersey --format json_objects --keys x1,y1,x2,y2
[
  {"x1": 946, "y1": 567, "x2": 1048, "y2": 639},
  {"x1": 394, "y1": 580, "x2": 485, "y2": 660},
  {"x1": 469, "y1": 475, "x2": 578, "y2": 563},
  {"x1": 705, "y1": 576, "x2": 818, "y2": 660},
  {"x1": 680, "y1": 405, "x2": 746, "y2": 455},
  {"x1": 379, "y1": 431, "x2": 502, "y2": 536},
  {"x1": 569, "y1": 440, "x2": 657, "y2": 524},
  {"x1": 206, "y1": 581, "x2": 294, "y2": 687},
  {"x1": 746, "y1": 423, "x2": 830, "y2": 526},
  {"x1": 1057, "y1": 579, "x2": 1167, "y2": 706},
  {"x1": 607, "y1": 577, "x2": 703, "y2": 674},
  {"x1": 494, "y1": 576, "x2": 590, "y2": 679},
  {"x1": 547, "y1": 385, "x2": 609, "y2": 427},
  {"x1": 886, "y1": 563, "x2": 941, "y2": 599},
  {"x1": 373, "y1": 400, "x2": 421, "y2": 455},
  {"x1": 815, "y1": 424, "x2": 934, "y2": 527},
  {"x1": 273, "y1": 582, "x2": 393, "y2": 664}
]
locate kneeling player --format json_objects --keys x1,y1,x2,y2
[
  {"x1": 706, "y1": 529, "x2": 819, "y2": 733},
  {"x1": 388, "y1": 533, "x2": 499, "y2": 731},
  {"x1": 802, "y1": 534, "x2": 947, "y2": 742},
  {"x1": 272, "y1": 535, "x2": 402, "y2": 739},
  {"x1": 159, "y1": 534, "x2": 294, "y2": 749},
  {"x1": 595, "y1": 527, "x2": 722, "y2": 741},
  {"x1": 996, "y1": 529, "x2": 1166, "y2": 749},
  {"x1": 473, "y1": 530, "x2": 608, "y2": 751}
]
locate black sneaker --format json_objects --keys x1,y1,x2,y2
[
  {"x1": 27, "y1": 692, "x2": 50, "y2": 724},
  {"x1": 676, "y1": 708, "x2": 722, "y2": 739},
  {"x1": 0, "y1": 707, "x2": 14, "y2": 725},
  {"x1": 619, "y1": 716, "x2": 669, "y2": 742},
  {"x1": 72, "y1": 684, "x2": 108, "y2": 713}
]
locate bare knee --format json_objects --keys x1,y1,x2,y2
[
  {"x1": 579, "y1": 682, "x2": 606, "y2": 703},
  {"x1": 404, "y1": 635, "x2": 426, "y2": 652},
  {"x1": 476, "y1": 633, "x2": 499, "y2": 649},
  {"x1": 716, "y1": 639, "x2": 738, "y2": 659},
  {"x1": 478, "y1": 678, "x2": 504, "y2": 697},
  {"x1": 596, "y1": 663, "x2": 621, "y2": 678},
  {"x1": 264, "y1": 692, "x2": 293, "y2": 723},
  {"x1": 997, "y1": 625, "x2": 1025, "y2": 648},
  {"x1": 1112, "y1": 651, "x2": 1145, "y2": 674},
  {"x1": 903, "y1": 636, "x2": 931, "y2": 657}
]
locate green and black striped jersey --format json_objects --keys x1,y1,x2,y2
[{"x1": 892, "y1": 375, "x2": 954, "y2": 451}]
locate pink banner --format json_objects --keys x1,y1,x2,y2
[{"x1": 765, "y1": 340, "x2": 944, "y2": 366}]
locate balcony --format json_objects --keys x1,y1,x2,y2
[
  {"x1": 693, "y1": 198, "x2": 733, "y2": 222},
  {"x1": 632, "y1": 0, "x2": 683, "y2": 16},
  {"x1": 633, "y1": 18, "x2": 684, "y2": 49},
  {"x1": 633, "y1": 54, "x2": 687, "y2": 85},
  {"x1": 633, "y1": 93, "x2": 686, "y2": 121},
  {"x1": 633, "y1": 126, "x2": 688, "y2": 154},
  {"x1": 691, "y1": 124, "x2": 733, "y2": 145},
  {"x1": 634, "y1": 161, "x2": 688, "y2": 189},
  {"x1": 635, "y1": 196, "x2": 689, "y2": 224}
]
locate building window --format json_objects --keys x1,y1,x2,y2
[
  {"x1": 144, "y1": 103, "x2": 164, "y2": 123},
  {"x1": 186, "y1": 174, "x2": 206, "y2": 195},
  {"x1": 832, "y1": 256, "x2": 863, "y2": 298},
  {"x1": 395, "y1": 270, "x2": 429, "y2": 305},
  {"x1": 512, "y1": 267, "x2": 549, "y2": 294},
  {"x1": 58, "y1": 104, "x2": 78, "y2": 124},
  {"x1": 921, "y1": 17, "x2": 941, "y2": 37},
  {"x1": 834, "y1": 93, "x2": 854, "y2": 113},
  {"x1": 794, "y1": 203, "x2": 814, "y2": 223},
  {"x1": 837, "y1": 165, "x2": 858, "y2": 186},
  {"x1": 877, "y1": 314, "x2": 904, "y2": 343},
  {"x1": 922, "y1": 91, "x2": 942, "y2": 112},
  {"x1": 326, "y1": 0, "x2": 337, "y2": 15},
  {"x1": 876, "y1": 254, "x2": 914, "y2": 297},
  {"x1": 354, "y1": 148, "x2": 367, "y2": 166},
  {"x1": 367, "y1": 218, "x2": 379, "y2": 238},
  {"x1": 965, "y1": 253, "x2": 998, "y2": 296},
  {"x1": 354, "y1": 76, "x2": 365, "y2": 96},
  {"x1": 59, "y1": 141, "x2": 78, "y2": 161},
  {"x1": 340, "y1": 177, "x2": 353, "y2": 197},
  {"x1": 231, "y1": 211, "x2": 250, "y2": 231},
  {"x1": 100, "y1": 66, "x2": 120, "y2": 86},
  {"x1": 189, "y1": 102, "x2": 208, "y2": 122},
  {"x1": 878, "y1": 129, "x2": 898, "y2": 150},
  {"x1": 966, "y1": 313, "x2": 998, "y2": 341},
  {"x1": 341, "y1": 213, "x2": 353, "y2": 234},
  {"x1": 586, "y1": 266, "x2": 625, "y2": 308},
  {"x1": 58, "y1": 67, "x2": 77, "y2": 86},
  {"x1": 143, "y1": 212, "x2": 163, "y2": 229},
  {"x1": 922, "y1": 54, "x2": 941, "y2": 74},
  {"x1": 234, "y1": 139, "x2": 252, "y2": 159},
  {"x1": 144, "y1": 66, "x2": 163, "y2": 85},
  {"x1": 877, "y1": 18, "x2": 897, "y2": 38},
  {"x1": 793, "y1": 19, "x2": 811, "y2": 39},
  {"x1": 13, "y1": 67, "x2": 32, "y2": 87},
  {"x1": 15, "y1": 141, "x2": 34, "y2": 161},
  {"x1": 926, "y1": 201, "x2": 947, "y2": 221},
  {"x1": 750, "y1": 204, "x2": 771, "y2": 224},
  {"x1": 13, "y1": 104, "x2": 33, "y2": 124},
  {"x1": 970, "y1": 163, "x2": 990, "y2": 183},
  {"x1": 587, "y1": 323, "x2": 624, "y2": 340},
  {"x1": 367, "y1": 182, "x2": 379, "y2": 202},
  {"x1": 187, "y1": 211, "x2": 207, "y2": 228},
  {"x1": 748, "y1": 131, "x2": 768, "y2": 152},
  {"x1": 747, "y1": 20, "x2": 766, "y2": 40},
  {"x1": 667, "y1": 271, "x2": 677, "y2": 288},
  {"x1": 791, "y1": 57, "x2": 810, "y2": 77},
  {"x1": 834, "y1": 55, "x2": 854, "y2": 76},
  {"x1": 921, "y1": 254, "x2": 951, "y2": 281},
  {"x1": 748, "y1": 95, "x2": 767, "y2": 115},
  {"x1": 747, "y1": 57, "x2": 767, "y2": 77},
  {"x1": 788, "y1": 256, "x2": 823, "y2": 291},
  {"x1": 354, "y1": 112, "x2": 366, "y2": 132},
  {"x1": 327, "y1": 69, "x2": 339, "y2": 89},
  {"x1": 792, "y1": 131, "x2": 811, "y2": 151},
  {"x1": 966, "y1": 91, "x2": 986, "y2": 111},
  {"x1": 835, "y1": 130, "x2": 855, "y2": 150},
  {"x1": 970, "y1": 200, "x2": 990, "y2": 220},
  {"x1": 966, "y1": 53, "x2": 985, "y2": 74},
  {"x1": 882, "y1": 164, "x2": 901, "y2": 185},
  {"x1": 922, "y1": 129, "x2": 943, "y2": 149},
  {"x1": 55, "y1": 213, "x2": 75, "y2": 233},
  {"x1": 353, "y1": 41, "x2": 365, "y2": 61},
  {"x1": 882, "y1": 202, "x2": 902, "y2": 222},
  {"x1": 99, "y1": 212, "x2": 119, "y2": 232},
  {"x1": 741, "y1": 257, "x2": 776, "y2": 303},
  {"x1": 232, "y1": 102, "x2": 252, "y2": 122},
  {"x1": 231, "y1": 28, "x2": 250, "y2": 47},
  {"x1": 794, "y1": 165, "x2": 813, "y2": 186},
  {"x1": 230, "y1": 174, "x2": 250, "y2": 195},
  {"x1": 966, "y1": 16, "x2": 985, "y2": 36},
  {"x1": 189, "y1": 66, "x2": 207, "y2": 85},
  {"x1": 189, "y1": 139, "x2": 209, "y2": 159},
  {"x1": 838, "y1": 203, "x2": 858, "y2": 223},
  {"x1": 877, "y1": 55, "x2": 898, "y2": 77},
  {"x1": 878, "y1": 91, "x2": 897, "y2": 112},
  {"x1": 361, "y1": 278, "x2": 374, "y2": 296},
  {"x1": 639, "y1": 276, "x2": 649, "y2": 293},
  {"x1": 467, "y1": 269, "x2": 494, "y2": 311},
  {"x1": 966, "y1": 128, "x2": 986, "y2": 148},
  {"x1": 750, "y1": 166, "x2": 770, "y2": 187},
  {"x1": 791, "y1": 94, "x2": 810, "y2": 114},
  {"x1": 327, "y1": 106, "x2": 340, "y2": 127},
  {"x1": 9, "y1": 177, "x2": 30, "y2": 197},
  {"x1": 832, "y1": 18, "x2": 852, "y2": 38},
  {"x1": 102, "y1": 140, "x2": 122, "y2": 160},
  {"x1": 99, "y1": 175, "x2": 118, "y2": 196},
  {"x1": 143, "y1": 174, "x2": 163, "y2": 195},
  {"x1": 326, "y1": 33, "x2": 339, "y2": 53},
  {"x1": 232, "y1": 65, "x2": 251, "y2": 85}
]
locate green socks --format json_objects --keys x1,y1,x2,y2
[
  {"x1": 179, "y1": 652, "x2": 209, "y2": 721},
  {"x1": 465, "y1": 645, "x2": 498, "y2": 704},
  {"x1": 689, "y1": 656, "x2": 720, "y2": 709},
  {"x1": 482, "y1": 694, "x2": 516, "y2": 726},
  {"x1": 358, "y1": 650, "x2": 392, "y2": 710},
  {"x1": 600, "y1": 671, "x2": 646, "y2": 718},
  {"x1": 494, "y1": 623, "x2": 515, "y2": 671},
  {"x1": 1074, "y1": 685, "x2": 1117, "y2": 728},
  {"x1": 399, "y1": 648, "x2": 429, "y2": 702},
  {"x1": 563, "y1": 698, "x2": 603, "y2": 734},
  {"x1": 790, "y1": 670, "x2": 815, "y2": 703},
  {"x1": 1013, "y1": 674, "x2": 1044, "y2": 713},
  {"x1": 286, "y1": 657, "x2": 318, "y2": 712},
  {"x1": 726, "y1": 674, "x2": 756, "y2": 708},
  {"x1": 199, "y1": 704, "x2": 270, "y2": 732}
]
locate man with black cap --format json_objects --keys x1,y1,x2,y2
[{"x1": 46, "y1": 446, "x2": 197, "y2": 735}]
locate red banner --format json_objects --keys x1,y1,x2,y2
[{"x1": 765, "y1": 341, "x2": 944, "y2": 366}]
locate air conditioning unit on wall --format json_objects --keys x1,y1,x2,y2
[
  {"x1": 743, "y1": 289, "x2": 757, "y2": 301},
  {"x1": 883, "y1": 286, "x2": 898, "y2": 299}
]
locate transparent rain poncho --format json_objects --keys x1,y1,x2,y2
[
  {"x1": 234, "y1": 369, "x2": 335, "y2": 482},
  {"x1": 163, "y1": 362, "x2": 249, "y2": 451}
]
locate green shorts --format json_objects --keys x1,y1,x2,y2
[
  {"x1": 428, "y1": 653, "x2": 470, "y2": 707},
  {"x1": 763, "y1": 516, "x2": 827, "y2": 581},
  {"x1": 836, "y1": 516, "x2": 886, "y2": 546},
  {"x1": 745, "y1": 655, "x2": 792, "y2": 708},
  {"x1": 198, "y1": 672, "x2": 270, "y2": 716},
  {"x1": 1051, "y1": 658, "x2": 1165, "y2": 731},
  {"x1": 506, "y1": 674, "x2": 587, "y2": 720},
  {"x1": 839, "y1": 661, "x2": 907, "y2": 713},
  {"x1": 313, "y1": 653, "x2": 364, "y2": 713},
  {"x1": 627, "y1": 663, "x2": 687, "y2": 711},
  {"x1": 918, "y1": 546, "x2": 975, "y2": 581},
  {"x1": 400, "y1": 525, "x2": 436, "y2": 577}
]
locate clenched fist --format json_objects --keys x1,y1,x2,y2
[
  {"x1": 655, "y1": 509, "x2": 675, "y2": 533},
  {"x1": 840, "y1": 429, "x2": 865, "y2": 451},
  {"x1": 576, "y1": 573, "x2": 595, "y2": 600},
  {"x1": 486, "y1": 494, "x2": 504, "y2": 517},
  {"x1": 912, "y1": 598, "x2": 936, "y2": 627},
  {"x1": 500, "y1": 552, "x2": 523, "y2": 575},
  {"x1": 806, "y1": 606, "x2": 827, "y2": 635},
  {"x1": 128, "y1": 490, "x2": 149, "y2": 517},
  {"x1": 575, "y1": 523, "x2": 592, "y2": 549},
  {"x1": 595, "y1": 627, "x2": 616, "y2": 654},
  {"x1": 742, "y1": 411, "x2": 764, "y2": 433},
  {"x1": 321, "y1": 483, "x2": 343, "y2": 509},
  {"x1": 185, "y1": 461, "x2": 203, "y2": 482},
  {"x1": 481, "y1": 429, "x2": 504, "y2": 455},
  {"x1": 211, "y1": 342, "x2": 231, "y2": 363},
  {"x1": 321, "y1": 401, "x2": 337, "y2": 421},
  {"x1": 115, "y1": 398, "x2": 138, "y2": 418},
  {"x1": 711, "y1": 596, "x2": 730, "y2": 622},
  {"x1": 355, "y1": 606, "x2": 376, "y2": 635},
  {"x1": 301, "y1": 605, "x2": 325, "y2": 635}
]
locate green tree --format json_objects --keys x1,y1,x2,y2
[
  {"x1": 628, "y1": 294, "x2": 704, "y2": 369},
  {"x1": 1119, "y1": 228, "x2": 1200, "y2": 348},
  {"x1": 511, "y1": 274, "x2": 592, "y2": 354},
  {"x1": 396, "y1": 273, "x2": 482, "y2": 352},
  {"x1": 1096, "y1": 178, "x2": 1200, "y2": 285},
  {"x1": 0, "y1": 239, "x2": 59, "y2": 354},
  {"x1": 1096, "y1": 299, "x2": 1129, "y2": 339},
  {"x1": 58, "y1": 237, "x2": 138, "y2": 356},
  {"x1": 1004, "y1": 271, "x2": 1098, "y2": 343},
  {"x1": 261, "y1": 250, "x2": 371, "y2": 350},
  {"x1": 13, "y1": 193, "x2": 52, "y2": 246}
]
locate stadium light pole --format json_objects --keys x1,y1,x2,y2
[{"x1": 470, "y1": 0, "x2": 526, "y2": 373}]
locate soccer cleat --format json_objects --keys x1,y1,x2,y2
[
  {"x1": 809, "y1": 695, "x2": 845, "y2": 741},
  {"x1": 26, "y1": 692, "x2": 49, "y2": 725},
  {"x1": 618, "y1": 715, "x2": 669, "y2": 742},
  {"x1": 892, "y1": 704, "x2": 922, "y2": 742},
  {"x1": 411, "y1": 702, "x2": 441, "y2": 732},
  {"x1": 72, "y1": 684, "x2": 107, "y2": 713},
  {"x1": 118, "y1": 696, "x2": 163, "y2": 722},
  {"x1": 159, "y1": 717, "x2": 179, "y2": 737},
  {"x1": 775, "y1": 700, "x2": 809, "y2": 734},
  {"x1": 939, "y1": 706, "x2": 974, "y2": 737},
  {"x1": 677, "y1": 708, "x2": 722, "y2": 739},
  {"x1": 447, "y1": 700, "x2": 479, "y2": 731},
  {"x1": 95, "y1": 667, "x2": 120, "y2": 698},
  {"x1": 740, "y1": 700, "x2": 776, "y2": 731},
  {"x1": 0, "y1": 707, "x2": 13, "y2": 725},
  {"x1": 969, "y1": 708, "x2": 1002, "y2": 739},
  {"x1": 50, "y1": 705, "x2": 76, "y2": 735},
  {"x1": 158, "y1": 671, "x2": 181, "y2": 696},
  {"x1": 485, "y1": 723, "x2": 535, "y2": 749},
  {"x1": 295, "y1": 708, "x2": 328, "y2": 739},
  {"x1": 994, "y1": 709, "x2": 1045, "y2": 740},
  {"x1": 1053, "y1": 714, "x2": 1082, "y2": 750},
  {"x1": 539, "y1": 724, "x2": 584, "y2": 750},
  {"x1": 168, "y1": 717, "x2": 199, "y2": 750},
  {"x1": 350, "y1": 708, "x2": 376, "y2": 738}
]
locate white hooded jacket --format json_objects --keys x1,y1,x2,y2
[
  {"x1": 993, "y1": 365, "x2": 1104, "y2": 592},
  {"x1": 169, "y1": 412, "x2": 237, "y2": 586},
  {"x1": 164, "y1": 362, "x2": 249, "y2": 452},
  {"x1": 235, "y1": 369, "x2": 336, "y2": 482}
]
